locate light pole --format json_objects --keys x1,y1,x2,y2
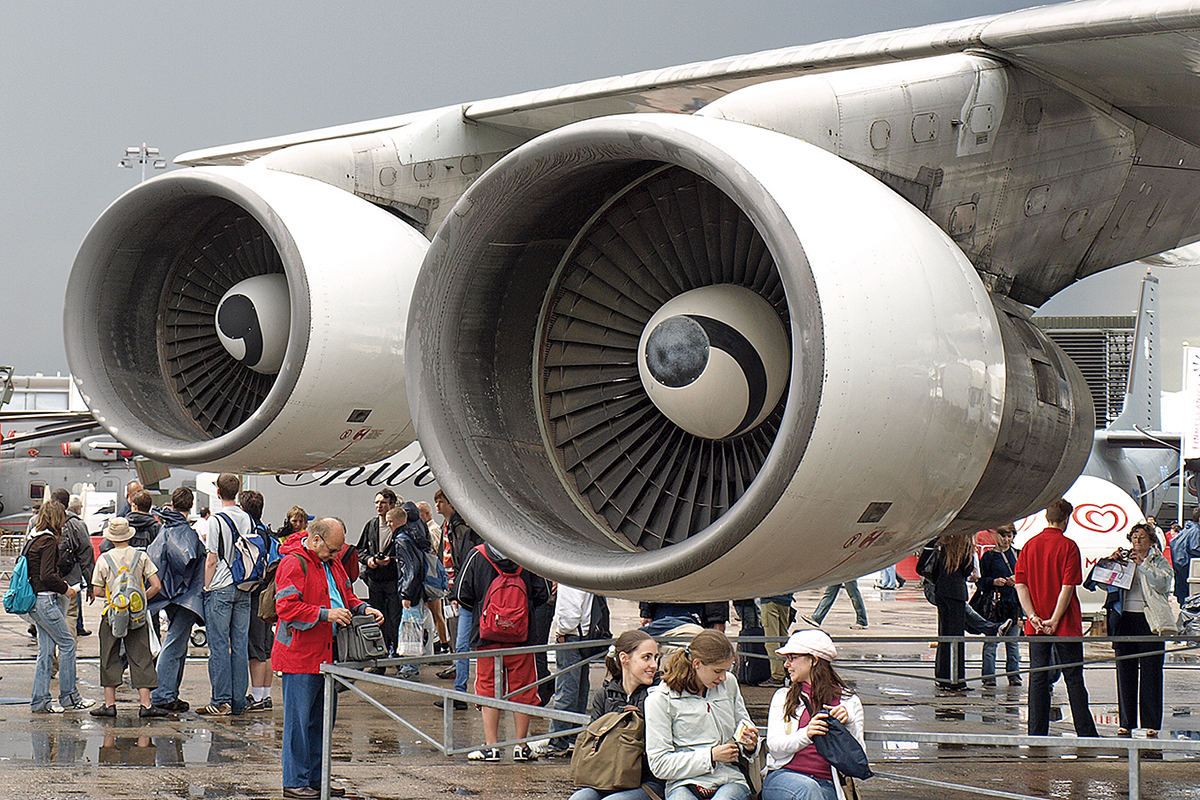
[{"x1": 119, "y1": 142, "x2": 167, "y2": 182}]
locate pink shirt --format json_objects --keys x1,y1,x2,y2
[{"x1": 783, "y1": 684, "x2": 840, "y2": 781}]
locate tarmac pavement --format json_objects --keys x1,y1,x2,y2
[{"x1": 0, "y1": 581, "x2": 1197, "y2": 799}]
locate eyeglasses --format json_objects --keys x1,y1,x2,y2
[{"x1": 782, "y1": 653, "x2": 810, "y2": 663}]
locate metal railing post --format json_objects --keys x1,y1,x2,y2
[{"x1": 321, "y1": 670, "x2": 334, "y2": 800}]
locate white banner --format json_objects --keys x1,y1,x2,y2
[{"x1": 1185, "y1": 346, "x2": 1200, "y2": 459}]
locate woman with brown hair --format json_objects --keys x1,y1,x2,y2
[
  {"x1": 26, "y1": 500, "x2": 93, "y2": 712},
  {"x1": 644, "y1": 629, "x2": 759, "y2": 800},
  {"x1": 918, "y1": 531, "x2": 976, "y2": 690},
  {"x1": 763, "y1": 630, "x2": 864, "y2": 800},
  {"x1": 570, "y1": 629, "x2": 664, "y2": 800}
]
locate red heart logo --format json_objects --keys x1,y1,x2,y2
[{"x1": 1073, "y1": 503, "x2": 1127, "y2": 534}]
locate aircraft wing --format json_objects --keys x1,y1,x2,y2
[
  {"x1": 181, "y1": 2, "x2": 1200, "y2": 166},
  {"x1": 67, "y1": 1, "x2": 1200, "y2": 599}
]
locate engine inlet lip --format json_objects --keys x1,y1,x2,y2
[
  {"x1": 412, "y1": 114, "x2": 825, "y2": 590},
  {"x1": 65, "y1": 168, "x2": 309, "y2": 465}
]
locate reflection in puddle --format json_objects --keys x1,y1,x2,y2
[{"x1": 7, "y1": 728, "x2": 276, "y2": 766}]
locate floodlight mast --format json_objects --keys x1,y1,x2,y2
[{"x1": 118, "y1": 142, "x2": 167, "y2": 182}]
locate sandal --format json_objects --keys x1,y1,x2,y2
[{"x1": 1116, "y1": 728, "x2": 1131, "y2": 737}]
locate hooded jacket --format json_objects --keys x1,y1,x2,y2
[
  {"x1": 446, "y1": 513, "x2": 484, "y2": 591},
  {"x1": 146, "y1": 506, "x2": 206, "y2": 618},
  {"x1": 271, "y1": 532, "x2": 368, "y2": 674},
  {"x1": 455, "y1": 542, "x2": 550, "y2": 648},
  {"x1": 393, "y1": 502, "x2": 428, "y2": 605}
]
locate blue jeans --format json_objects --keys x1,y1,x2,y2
[
  {"x1": 812, "y1": 581, "x2": 867, "y2": 627},
  {"x1": 982, "y1": 628, "x2": 1021, "y2": 682},
  {"x1": 282, "y1": 672, "x2": 337, "y2": 789},
  {"x1": 549, "y1": 634, "x2": 590, "y2": 747},
  {"x1": 570, "y1": 782, "x2": 666, "y2": 800},
  {"x1": 455, "y1": 607, "x2": 474, "y2": 694},
  {"x1": 877, "y1": 565, "x2": 899, "y2": 589},
  {"x1": 152, "y1": 606, "x2": 201, "y2": 706},
  {"x1": 29, "y1": 593, "x2": 80, "y2": 710},
  {"x1": 762, "y1": 769, "x2": 838, "y2": 800},
  {"x1": 667, "y1": 784, "x2": 750, "y2": 800},
  {"x1": 203, "y1": 585, "x2": 250, "y2": 710}
]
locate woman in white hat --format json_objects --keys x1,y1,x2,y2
[{"x1": 763, "y1": 630, "x2": 864, "y2": 800}]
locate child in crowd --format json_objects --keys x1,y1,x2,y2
[{"x1": 90, "y1": 517, "x2": 164, "y2": 718}]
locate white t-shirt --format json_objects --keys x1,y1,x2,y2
[{"x1": 206, "y1": 504, "x2": 252, "y2": 591}]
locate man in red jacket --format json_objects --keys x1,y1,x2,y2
[{"x1": 273, "y1": 517, "x2": 382, "y2": 799}]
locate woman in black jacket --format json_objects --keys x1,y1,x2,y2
[
  {"x1": 919, "y1": 532, "x2": 975, "y2": 690},
  {"x1": 26, "y1": 501, "x2": 92, "y2": 712},
  {"x1": 570, "y1": 629, "x2": 663, "y2": 800}
]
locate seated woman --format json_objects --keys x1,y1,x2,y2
[
  {"x1": 570, "y1": 630, "x2": 664, "y2": 800},
  {"x1": 763, "y1": 630, "x2": 865, "y2": 800},
  {"x1": 645, "y1": 629, "x2": 759, "y2": 800}
]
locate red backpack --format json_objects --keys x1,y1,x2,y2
[{"x1": 476, "y1": 544, "x2": 529, "y2": 643}]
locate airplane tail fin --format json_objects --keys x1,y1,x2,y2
[{"x1": 1109, "y1": 269, "x2": 1160, "y2": 432}]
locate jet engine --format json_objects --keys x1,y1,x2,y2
[
  {"x1": 408, "y1": 114, "x2": 1092, "y2": 599},
  {"x1": 64, "y1": 166, "x2": 429, "y2": 471}
]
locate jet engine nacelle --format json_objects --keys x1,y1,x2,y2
[
  {"x1": 64, "y1": 166, "x2": 429, "y2": 471},
  {"x1": 409, "y1": 113, "x2": 1092, "y2": 599}
]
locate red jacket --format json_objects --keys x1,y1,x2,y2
[{"x1": 271, "y1": 532, "x2": 367, "y2": 674}]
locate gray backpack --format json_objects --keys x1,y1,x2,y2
[{"x1": 101, "y1": 550, "x2": 148, "y2": 638}]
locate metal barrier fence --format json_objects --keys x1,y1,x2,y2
[{"x1": 314, "y1": 632, "x2": 1200, "y2": 800}]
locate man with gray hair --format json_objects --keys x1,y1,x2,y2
[
  {"x1": 51, "y1": 488, "x2": 94, "y2": 638},
  {"x1": 274, "y1": 517, "x2": 381, "y2": 798}
]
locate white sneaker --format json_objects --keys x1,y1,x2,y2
[
  {"x1": 468, "y1": 747, "x2": 502, "y2": 762},
  {"x1": 65, "y1": 698, "x2": 95, "y2": 711},
  {"x1": 512, "y1": 744, "x2": 537, "y2": 762},
  {"x1": 528, "y1": 738, "x2": 554, "y2": 756}
]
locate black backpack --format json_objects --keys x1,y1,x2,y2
[{"x1": 580, "y1": 594, "x2": 611, "y2": 658}]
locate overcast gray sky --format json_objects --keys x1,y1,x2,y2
[{"x1": 11, "y1": 0, "x2": 1194, "y2": 389}]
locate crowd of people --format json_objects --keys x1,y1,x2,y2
[{"x1": 14, "y1": 481, "x2": 1200, "y2": 798}]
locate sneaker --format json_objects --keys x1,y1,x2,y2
[
  {"x1": 436, "y1": 665, "x2": 457, "y2": 679},
  {"x1": 244, "y1": 697, "x2": 273, "y2": 712},
  {"x1": 397, "y1": 666, "x2": 420, "y2": 679},
  {"x1": 64, "y1": 698, "x2": 95, "y2": 711},
  {"x1": 90, "y1": 704, "x2": 117, "y2": 718},
  {"x1": 528, "y1": 739, "x2": 555, "y2": 757},
  {"x1": 513, "y1": 743, "x2": 537, "y2": 762},
  {"x1": 139, "y1": 705, "x2": 168, "y2": 718},
  {"x1": 159, "y1": 699, "x2": 190, "y2": 712},
  {"x1": 32, "y1": 704, "x2": 65, "y2": 714},
  {"x1": 77, "y1": 629, "x2": 92, "y2": 637},
  {"x1": 468, "y1": 747, "x2": 502, "y2": 762},
  {"x1": 434, "y1": 698, "x2": 469, "y2": 710},
  {"x1": 282, "y1": 788, "x2": 320, "y2": 799},
  {"x1": 981, "y1": 678, "x2": 997, "y2": 687},
  {"x1": 849, "y1": 622, "x2": 868, "y2": 630},
  {"x1": 196, "y1": 703, "x2": 232, "y2": 716},
  {"x1": 1008, "y1": 676, "x2": 1023, "y2": 686}
]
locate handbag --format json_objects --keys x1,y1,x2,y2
[
  {"x1": 570, "y1": 709, "x2": 645, "y2": 791},
  {"x1": 335, "y1": 614, "x2": 389, "y2": 663},
  {"x1": 736, "y1": 744, "x2": 766, "y2": 799},
  {"x1": 801, "y1": 696, "x2": 873, "y2": 780},
  {"x1": 968, "y1": 587, "x2": 999, "y2": 622}
]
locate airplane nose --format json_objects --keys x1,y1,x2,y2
[
  {"x1": 637, "y1": 284, "x2": 789, "y2": 440},
  {"x1": 215, "y1": 274, "x2": 290, "y2": 374}
]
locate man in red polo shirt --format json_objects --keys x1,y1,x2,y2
[{"x1": 1015, "y1": 498, "x2": 1098, "y2": 737}]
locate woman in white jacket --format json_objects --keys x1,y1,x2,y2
[
  {"x1": 764, "y1": 630, "x2": 864, "y2": 800},
  {"x1": 645, "y1": 630, "x2": 760, "y2": 800}
]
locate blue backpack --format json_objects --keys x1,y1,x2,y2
[
  {"x1": 216, "y1": 512, "x2": 270, "y2": 591},
  {"x1": 4, "y1": 544, "x2": 36, "y2": 615}
]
